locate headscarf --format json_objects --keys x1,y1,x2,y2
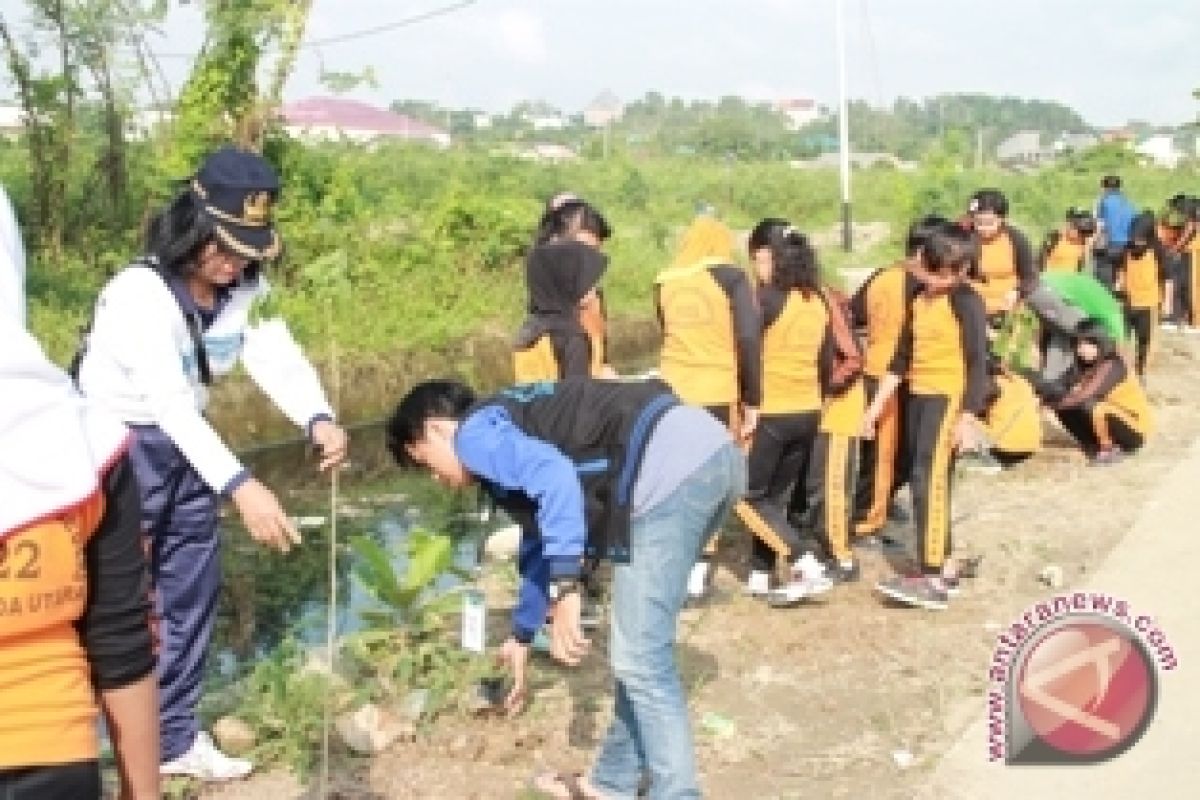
[
  {"x1": 0, "y1": 185, "x2": 129, "y2": 539},
  {"x1": 656, "y1": 215, "x2": 736, "y2": 283}
]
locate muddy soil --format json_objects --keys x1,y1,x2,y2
[{"x1": 201, "y1": 333, "x2": 1200, "y2": 800}]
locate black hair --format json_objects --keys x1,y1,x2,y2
[
  {"x1": 1066, "y1": 207, "x2": 1097, "y2": 237},
  {"x1": 1128, "y1": 210, "x2": 1157, "y2": 244},
  {"x1": 386, "y1": 379, "x2": 477, "y2": 468},
  {"x1": 1074, "y1": 318, "x2": 1118, "y2": 361},
  {"x1": 144, "y1": 189, "x2": 262, "y2": 280},
  {"x1": 969, "y1": 188, "x2": 1008, "y2": 218},
  {"x1": 534, "y1": 199, "x2": 612, "y2": 246},
  {"x1": 748, "y1": 218, "x2": 820, "y2": 294},
  {"x1": 1101, "y1": 175, "x2": 1122, "y2": 190},
  {"x1": 923, "y1": 223, "x2": 979, "y2": 275},
  {"x1": 905, "y1": 214, "x2": 950, "y2": 257}
]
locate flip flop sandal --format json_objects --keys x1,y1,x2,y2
[{"x1": 529, "y1": 772, "x2": 590, "y2": 799}]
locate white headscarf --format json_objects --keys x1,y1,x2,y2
[{"x1": 0, "y1": 185, "x2": 129, "y2": 539}]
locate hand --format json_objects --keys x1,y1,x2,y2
[
  {"x1": 953, "y1": 414, "x2": 983, "y2": 453},
  {"x1": 860, "y1": 410, "x2": 878, "y2": 440},
  {"x1": 548, "y1": 590, "x2": 591, "y2": 666},
  {"x1": 232, "y1": 479, "x2": 301, "y2": 553},
  {"x1": 311, "y1": 420, "x2": 349, "y2": 472},
  {"x1": 1002, "y1": 290, "x2": 1020, "y2": 313},
  {"x1": 738, "y1": 406, "x2": 759, "y2": 443},
  {"x1": 497, "y1": 638, "x2": 529, "y2": 715}
]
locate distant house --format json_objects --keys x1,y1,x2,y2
[
  {"x1": 1052, "y1": 131, "x2": 1098, "y2": 154},
  {"x1": 472, "y1": 112, "x2": 494, "y2": 130},
  {"x1": 995, "y1": 130, "x2": 1050, "y2": 166},
  {"x1": 125, "y1": 106, "x2": 172, "y2": 142},
  {"x1": 280, "y1": 97, "x2": 451, "y2": 147},
  {"x1": 518, "y1": 143, "x2": 578, "y2": 163},
  {"x1": 790, "y1": 151, "x2": 916, "y2": 172},
  {"x1": 777, "y1": 98, "x2": 821, "y2": 131},
  {"x1": 584, "y1": 90, "x2": 624, "y2": 128},
  {"x1": 1135, "y1": 134, "x2": 1183, "y2": 169},
  {"x1": 525, "y1": 114, "x2": 567, "y2": 132},
  {"x1": 1101, "y1": 128, "x2": 1137, "y2": 144}
]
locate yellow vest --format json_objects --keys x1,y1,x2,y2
[
  {"x1": 975, "y1": 233, "x2": 1018, "y2": 314},
  {"x1": 909, "y1": 292, "x2": 967, "y2": 398},
  {"x1": 657, "y1": 260, "x2": 738, "y2": 406},
  {"x1": 1044, "y1": 239, "x2": 1084, "y2": 272},
  {"x1": 983, "y1": 373, "x2": 1041, "y2": 454},
  {"x1": 862, "y1": 264, "x2": 908, "y2": 378},
  {"x1": 761, "y1": 291, "x2": 825, "y2": 414},
  {"x1": 1124, "y1": 251, "x2": 1160, "y2": 310}
]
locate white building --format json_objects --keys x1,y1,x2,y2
[
  {"x1": 1135, "y1": 134, "x2": 1183, "y2": 169},
  {"x1": 0, "y1": 104, "x2": 25, "y2": 139},
  {"x1": 584, "y1": 91, "x2": 624, "y2": 128},
  {"x1": 776, "y1": 98, "x2": 821, "y2": 131}
]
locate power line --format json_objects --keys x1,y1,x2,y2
[{"x1": 146, "y1": 0, "x2": 481, "y2": 59}]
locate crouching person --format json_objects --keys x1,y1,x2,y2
[
  {"x1": 387, "y1": 377, "x2": 744, "y2": 800},
  {"x1": 1042, "y1": 320, "x2": 1152, "y2": 465}
]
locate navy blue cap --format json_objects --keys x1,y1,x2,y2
[{"x1": 191, "y1": 146, "x2": 282, "y2": 260}]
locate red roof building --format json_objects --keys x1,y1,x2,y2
[{"x1": 280, "y1": 97, "x2": 451, "y2": 148}]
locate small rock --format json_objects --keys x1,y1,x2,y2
[
  {"x1": 212, "y1": 716, "x2": 256, "y2": 756},
  {"x1": 1038, "y1": 565, "x2": 1064, "y2": 589},
  {"x1": 892, "y1": 749, "x2": 914, "y2": 769},
  {"x1": 447, "y1": 733, "x2": 485, "y2": 760},
  {"x1": 400, "y1": 688, "x2": 430, "y2": 721},
  {"x1": 293, "y1": 515, "x2": 327, "y2": 530},
  {"x1": 484, "y1": 524, "x2": 521, "y2": 561},
  {"x1": 699, "y1": 712, "x2": 736, "y2": 739},
  {"x1": 335, "y1": 703, "x2": 414, "y2": 754},
  {"x1": 983, "y1": 621, "x2": 1002, "y2": 632}
]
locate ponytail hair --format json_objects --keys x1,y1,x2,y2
[
  {"x1": 534, "y1": 198, "x2": 611, "y2": 245},
  {"x1": 749, "y1": 217, "x2": 819, "y2": 294},
  {"x1": 143, "y1": 189, "x2": 262, "y2": 281}
]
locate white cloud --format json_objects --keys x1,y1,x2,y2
[{"x1": 496, "y1": 8, "x2": 548, "y2": 66}]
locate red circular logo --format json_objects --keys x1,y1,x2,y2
[{"x1": 1017, "y1": 621, "x2": 1154, "y2": 758}]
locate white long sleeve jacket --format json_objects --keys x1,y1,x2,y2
[{"x1": 77, "y1": 264, "x2": 334, "y2": 494}]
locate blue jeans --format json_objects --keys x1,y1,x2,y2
[{"x1": 591, "y1": 443, "x2": 745, "y2": 800}]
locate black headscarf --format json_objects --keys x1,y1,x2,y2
[{"x1": 525, "y1": 240, "x2": 608, "y2": 315}]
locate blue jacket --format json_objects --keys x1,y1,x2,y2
[
  {"x1": 455, "y1": 404, "x2": 587, "y2": 643},
  {"x1": 1098, "y1": 191, "x2": 1136, "y2": 246}
]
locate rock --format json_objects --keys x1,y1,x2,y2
[
  {"x1": 335, "y1": 703, "x2": 415, "y2": 755},
  {"x1": 293, "y1": 515, "x2": 327, "y2": 530},
  {"x1": 1038, "y1": 564, "x2": 1064, "y2": 589},
  {"x1": 892, "y1": 749, "x2": 914, "y2": 769},
  {"x1": 484, "y1": 524, "x2": 521, "y2": 561},
  {"x1": 447, "y1": 733, "x2": 485, "y2": 760},
  {"x1": 212, "y1": 716, "x2": 256, "y2": 756},
  {"x1": 400, "y1": 688, "x2": 430, "y2": 722},
  {"x1": 983, "y1": 621, "x2": 1002, "y2": 632},
  {"x1": 699, "y1": 712, "x2": 736, "y2": 739}
]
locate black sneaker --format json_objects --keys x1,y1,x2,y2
[
  {"x1": 876, "y1": 575, "x2": 949, "y2": 611},
  {"x1": 825, "y1": 559, "x2": 861, "y2": 584}
]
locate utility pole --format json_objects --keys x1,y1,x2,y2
[{"x1": 836, "y1": 0, "x2": 852, "y2": 251}]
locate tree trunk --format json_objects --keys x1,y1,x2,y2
[{"x1": 0, "y1": 15, "x2": 53, "y2": 249}]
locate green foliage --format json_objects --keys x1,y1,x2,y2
[{"x1": 342, "y1": 531, "x2": 485, "y2": 715}]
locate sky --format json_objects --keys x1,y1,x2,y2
[{"x1": 0, "y1": 0, "x2": 1197, "y2": 127}]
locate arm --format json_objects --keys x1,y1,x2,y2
[
  {"x1": 950, "y1": 287, "x2": 994, "y2": 416},
  {"x1": 1154, "y1": 242, "x2": 1174, "y2": 316},
  {"x1": 1056, "y1": 357, "x2": 1126, "y2": 410},
  {"x1": 78, "y1": 458, "x2": 158, "y2": 799},
  {"x1": 551, "y1": 328, "x2": 592, "y2": 379},
  {"x1": 1010, "y1": 227, "x2": 1038, "y2": 297},
  {"x1": 863, "y1": 308, "x2": 913, "y2": 431},
  {"x1": 455, "y1": 406, "x2": 587, "y2": 640},
  {"x1": 240, "y1": 315, "x2": 335, "y2": 434},
  {"x1": 711, "y1": 266, "x2": 764, "y2": 408},
  {"x1": 847, "y1": 269, "x2": 880, "y2": 328},
  {"x1": 819, "y1": 290, "x2": 863, "y2": 397}
]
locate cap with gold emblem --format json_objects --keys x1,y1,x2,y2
[{"x1": 191, "y1": 146, "x2": 282, "y2": 260}]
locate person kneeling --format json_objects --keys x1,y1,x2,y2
[
  {"x1": 387, "y1": 377, "x2": 743, "y2": 800},
  {"x1": 1043, "y1": 320, "x2": 1152, "y2": 465}
]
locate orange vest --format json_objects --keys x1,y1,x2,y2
[
  {"x1": 983, "y1": 372, "x2": 1041, "y2": 454},
  {"x1": 512, "y1": 327, "x2": 605, "y2": 383},
  {"x1": 975, "y1": 232, "x2": 1018, "y2": 314},
  {"x1": 1124, "y1": 251, "x2": 1161, "y2": 309},
  {"x1": 761, "y1": 291, "x2": 825, "y2": 414},
  {"x1": 579, "y1": 296, "x2": 607, "y2": 375},
  {"x1": 908, "y1": 292, "x2": 967, "y2": 398},
  {"x1": 862, "y1": 264, "x2": 908, "y2": 378},
  {"x1": 0, "y1": 490, "x2": 104, "y2": 769},
  {"x1": 1044, "y1": 239, "x2": 1085, "y2": 272},
  {"x1": 658, "y1": 264, "x2": 738, "y2": 406}
]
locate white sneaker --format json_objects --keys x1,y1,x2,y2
[
  {"x1": 160, "y1": 731, "x2": 254, "y2": 782},
  {"x1": 746, "y1": 570, "x2": 771, "y2": 596},
  {"x1": 687, "y1": 561, "x2": 710, "y2": 598},
  {"x1": 766, "y1": 554, "x2": 833, "y2": 606}
]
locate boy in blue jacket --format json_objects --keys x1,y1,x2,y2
[{"x1": 387, "y1": 377, "x2": 743, "y2": 800}]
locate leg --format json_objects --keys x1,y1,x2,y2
[
  {"x1": 744, "y1": 415, "x2": 796, "y2": 572},
  {"x1": 1129, "y1": 308, "x2": 1152, "y2": 375},
  {"x1": 592, "y1": 445, "x2": 743, "y2": 800},
  {"x1": 907, "y1": 395, "x2": 957, "y2": 575},
  {"x1": 856, "y1": 378, "x2": 901, "y2": 535},
  {"x1": 813, "y1": 432, "x2": 856, "y2": 564},
  {"x1": 1092, "y1": 403, "x2": 1146, "y2": 453},
  {"x1": 1055, "y1": 408, "x2": 1101, "y2": 454}
]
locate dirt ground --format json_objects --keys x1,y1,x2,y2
[{"x1": 201, "y1": 332, "x2": 1200, "y2": 800}]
